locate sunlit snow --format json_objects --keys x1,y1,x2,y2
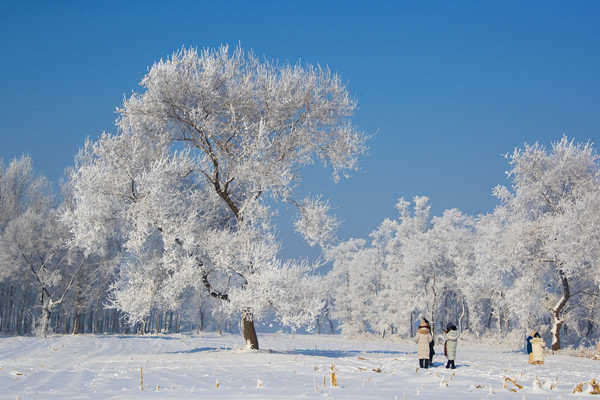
[{"x1": 1, "y1": 332, "x2": 598, "y2": 399}]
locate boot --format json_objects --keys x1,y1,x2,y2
[{"x1": 450, "y1": 360, "x2": 456, "y2": 369}]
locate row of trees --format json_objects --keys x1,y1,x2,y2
[
  {"x1": 327, "y1": 137, "x2": 600, "y2": 350},
  {"x1": 0, "y1": 46, "x2": 598, "y2": 350},
  {"x1": 0, "y1": 155, "x2": 279, "y2": 337},
  {"x1": 0, "y1": 155, "x2": 116, "y2": 336}
]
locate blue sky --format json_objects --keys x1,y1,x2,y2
[{"x1": 1, "y1": 1, "x2": 599, "y2": 258}]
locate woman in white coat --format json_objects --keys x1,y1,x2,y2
[
  {"x1": 415, "y1": 318, "x2": 433, "y2": 369},
  {"x1": 531, "y1": 332, "x2": 546, "y2": 365},
  {"x1": 444, "y1": 322, "x2": 459, "y2": 369}
]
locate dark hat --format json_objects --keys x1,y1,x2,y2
[{"x1": 446, "y1": 322, "x2": 454, "y2": 330}]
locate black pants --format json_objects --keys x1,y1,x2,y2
[
  {"x1": 445, "y1": 360, "x2": 455, "y2": 369},
  {"x1": 419, "y1": 359, "x2": 429, "y2": 369}
]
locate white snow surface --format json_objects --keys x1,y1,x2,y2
[{"x1": 1, "y1": 332, "x2": 598, "y2": 399}]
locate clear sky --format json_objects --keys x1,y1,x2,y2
[{"x1": 1, "y1": 1, "x2": 599, "y2": 259}]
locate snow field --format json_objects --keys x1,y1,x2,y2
[{"x1": 1, "y1": 332, "x2": 599, "y2": 399}]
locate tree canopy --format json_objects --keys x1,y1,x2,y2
[{"x1": 62, "y1": 45, "x2": 368, "y2": 348}]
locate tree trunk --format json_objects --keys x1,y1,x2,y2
[
  {"x1": 37, "y1": 288, "x2": 52, "y2": 337},
  {"x1": 242, "y1": 310, "x2": 259, "y2": 350},
  {"x1": 155, "y1": 309, "x2": 161, "y2": 334},
  {"x1": 2, "y1": 285, "x2": 14, "y2": 333},
  {"x1": 458, "y1": 298, "x2": 466, "y2": 333},
  {"x1": 72, "y1": 304, "x2": 81, "y2": 334},
  {"x1": 17, "y1": 294, "x2": 25, "y2": 335},
  {"x1": 41, "y1": 305, "x2": 51, "y2": 337},
  {"x1": 198, "y1": 307, "x2": 204, "y2": 332},
  {"x1": 551, "y1": 270, "x2": 570, "y2": 351},
  {"x1": 429, "y1": 274, "x2": 437, "y2": 335}
]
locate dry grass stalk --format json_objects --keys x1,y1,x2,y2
[
  {"x1": 330, "y1": 363, "x2": 339, "y2": 387},
  {"x1": 590, "y1": 379, "x2": 600, "y2": 394},
  {"x1": 573, "y1": 382, "x2": 585, "y2": 393},
  {"x1": 504, "y1": 377, "x2": 523, "y2": 392}
]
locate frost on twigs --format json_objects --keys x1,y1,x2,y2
[
  {"x1": 294, "y1": 196, "x2": 339, "y2": 248},
  {"x1": 225, "y1": 243, "x2": 325, "y2": 332}
]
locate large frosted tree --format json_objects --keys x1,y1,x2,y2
[
  {"x1": 63, "y1": 45, "x2": 367, "y2": 348},
  {"x1": 494, "y1": 136, "x2": 600, "y2": 349}
]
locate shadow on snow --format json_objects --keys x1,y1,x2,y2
[{"x1": 267, "y1": 348, "x2": 414, "y2": 358}]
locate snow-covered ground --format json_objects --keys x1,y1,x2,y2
[{"x1": 1, "y1": 332, "x2": 598, "y2": 399}]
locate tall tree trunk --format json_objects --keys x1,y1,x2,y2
[
  {"x1": 2, "y1": 285, "x2": 14, "y2": 333},
  {"x1": 242, "y1": 310, "x2": 259, "y2": 350},
  {"x1": 551, "y1": 270, "x2": 570, "y2": 351},
  {"x1": 586, "y1": 295, "x2": 597, "y2": 337},
  {"x1": 17, "y1": 294, "x2": 25, "y2": 335},
  {"x1": 40, "y1": 302, "x2": 51, "y2": 337},
  {"x1": 198, "y1": 307, "x2": 204, "y2": 332},
  {"x1": 72, "y1": 303, "x2": 81, "y2": 334},
  {"x1": 458, "y1": 297, "x2": 466, "y2": 333},
  {"x1": 155, "y1": 309, "x2": 161, "y2": 334}
]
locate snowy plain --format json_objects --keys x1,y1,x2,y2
[{"x1": 1, "y1": 332, "x2": 599, "y2": 399}]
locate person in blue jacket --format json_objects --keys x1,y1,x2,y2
[{"x1": 526, "y1": 330, "x2": 536, "y2": 364}]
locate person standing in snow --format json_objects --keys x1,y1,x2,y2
[
  {"x1": 526, "y1": 330, "x2": 536, "y2": 364},
  {"x1": 531, "y1": 332, "x2": 546, "y2": 365},
  {"x1": 422, "y1": 317, "x2": 435, "y2": 365},
  {"x1": 415, "y1": 318, "x2": 433, "y2": 369},
  {"x1": 443, "y1": 322, "x2": 459, "y2": 369}
]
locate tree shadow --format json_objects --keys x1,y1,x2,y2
[
  {"x1": 97, "y1": 334, "x2": 183, "y2": 341},
  {"x1": 428, "y1": 360, "x2": 471, "y2": 369},
  {"x1": 167, "y1": 346, "x2": 234, "y2": 354}
]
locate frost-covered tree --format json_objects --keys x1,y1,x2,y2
[
  {"x1": 327, "y1": 196, "x2": 475, "y2": 338},
  {"x1": 63, "y1": 45, "x2": 367, "y2": 349},
  {"x1": 378, "y1": 196, "x2": 433, "y2": 335},
  {"x1": 467, "y1": 211, "x2": 518, "y2": 333},
  {"x1": 423, "y1": 208, "x2": 475, "y2": 332},
  {"x1": 493, "y1": 136, "x2": 600, "y2": 349},
  {"x1": 0, "y1": 208, "x2": 86, "y2": 336},
  {"x1": 0, "y1": 155, "x2": 50, "y2": 232},
  {"x1": 326, "y1": 238, "x2": 372, "y2": 335},
  {"x1": 392, "y1": 198, "x2": 475, "y2": 335},
  {"x1": 0, "y1": 155, "x2": 57, "y2": 335},
  {"x1": 58, "y1": 180, "x2": 119, "y2": 335}
]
